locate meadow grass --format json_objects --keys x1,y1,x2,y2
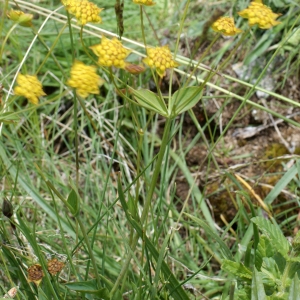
[{"x1": 1, "y1": 0, "x2": 300, "y2": 299}]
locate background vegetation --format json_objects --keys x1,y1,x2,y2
[{"x1": 1, "y1": 0, "x2": 300, "y2": 299}]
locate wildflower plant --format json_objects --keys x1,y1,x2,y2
[{"x1": 1, "y1": 0, "x2": 299, "y2": 299}]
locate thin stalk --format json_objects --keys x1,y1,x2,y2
[
  {"x1": 77, "y1": 217, "x2": 101, "y2": 287},
  {"x1": 0, "y1": 23, "x2": 18, "y2": 64},
  {"x1": 110, "y1": 117, "x2": 172, "y2": 296},
  {"x1": 140, "y1": 6, "x2": 147, "y2": 47}
]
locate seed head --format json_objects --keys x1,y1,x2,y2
[
  {"x1": 66, "y1": 60, "x2": 104, "y2": 98},
  {"x1": 62, "y1": 0, "x2": 103, "y2": 26},
  {"x1": 47, "y1": 258, "x2": 65, "y2": 275},
  {"x1": 143, "y1": 45, "x2": 179, "y2": 78},
  {"x1": 90, "y1": 37, "x2": 131, "y2": 69},
  {"x1": 133, "y1": 0, "x2": 156, "y2": 6},
  {"x1": 211, "y1": 17, "x2": 242, "y2": 36},
  {"x1": 238, "y1": 0, "x2": 281, "y2": 29},
  {"x1": 27, "y1": 264, "x2": 44, "y2": 286},
  {"x1": 14, "y1": 74, "x2": 45, "y2": 105}
]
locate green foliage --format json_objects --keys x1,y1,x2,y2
[
  {"x1": 221, "y1": 217, "x2": 300, "y2": 299},
  {"x1": 0, "y1": 0, "x2": 299, "y2": 299}
]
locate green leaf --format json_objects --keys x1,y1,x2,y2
[
  {"x1": 222, "y1": 260, "x2": 252, "y2": 280},
  {"x1": 67, "y1": 189, "x2": 80, "y2": 216},
  {"x1": 184, "y1": 213, "x2": 233, "y2": 260},
  {"x1": 251, "y1": 217, "x2": 290, "y2": 258},
  {"x1": 289, "y1": 273, "x2": 300, "y2": 300},
  {"x1": 0, "y1": 112, "x2": 20, "y2": 123},
  {"x1": 170, "y1": 86, "x2": 202, "y2": 117},
  {"x1": 264, "y1": 164, "x2": 298, "y2": 205},
  {"x1": 245, "y1": 31, "x2": 276, "y2": 65},
  {"x1": 65, "y1": 280, "x2": 110, "y2": 298},
  {"x1": 131, "y1": 88, "x2": 169, "y2": 117},
  {"x1": 255, "y1": 235, "x2": 275, "y2": 270},
  {"x1": 286, "y1": 27, "x2": 300, "y2": 47},
  {"x1": 251, "y1": 268, "x2": 267, "y2": 300}
]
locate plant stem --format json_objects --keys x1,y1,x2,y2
[
  {"x1": 77, "y1": 217, "x2": 101, "y2": 287},
  {"x1": 110, "y1": 117, "x2": 172, "y2": 296}
]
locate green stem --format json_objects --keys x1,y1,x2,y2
[
  {"x1": 140, "y1": 6, "x2": 147, "y2": 47},
  {"x1": 77, "y1": 217, "x2": 101, "y2": 287},
  {"x1": 110, "y1": 117, "x2": 172, "y2": 296},
  {"x1": 0, "y1": 23, "x2": 18, "y2": 64}
]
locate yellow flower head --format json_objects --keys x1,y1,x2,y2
[
  {"x1": 14, "y1": 73, "x2": 45, "y2": 105},
  {"x1": 27, "y1": 264, "x2": 44, "y2": 286},
  {"x1": 61, "y1": 0, "x2": 103, "y2": 26},
  {"x1": 66, "y1": 60, "x2": 104, "y2": 98},
  {"x1": 133, "y1": 0, "x2": 155, "y2": 6},
  {"x1": 238, "y1": 1, "x2": 281, "y2": 29},
  {"x1": 143, "y1": 45, "x2": 179, "y2": 78},
  {"x1": 211, "y1": 17, "x2": 242, "y2": 36},
  {"x1": 90, "y1": 37, "x2": 131, "y2": 69},
  {"x1": 7, "y1": 9, "x2": 33, "y2": 27}
]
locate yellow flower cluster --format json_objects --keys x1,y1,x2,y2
[
  {"x1": 133, "y1": 0, "x2": 156, "y2": 6},
  {"x1": 211, "y1": 17, "x2": 242, "y2": 36},
  {"x1": 61, "y1": 0, "x2": 103, "y2": 26},
  {"x1": 143, "y1": 45, "x2": 179, "y2": 78},
  {"x1": 66, "y1": 61, "x2": 104, "y2": 98},
  {"x1": 238, "y1": 0, "x2": 281, "y2": 29},
  {"x1": 90, "y1": 37, "x2": 131, "y2": 69},
  {"x1": 14, "y1": 73, "x2": 45, "y2": 105}
]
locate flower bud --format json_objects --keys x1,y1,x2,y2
[{"x1": 7, "y1": 10, "x2": 33, "y2": 27}]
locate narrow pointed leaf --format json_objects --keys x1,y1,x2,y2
[
  {"x1": 117, "y1": 177, "x2": 190, "y2": 300},
  {"x1": 184, "y1": 213, "x2": 233, "y2": 260}
]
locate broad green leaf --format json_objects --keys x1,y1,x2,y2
[
  {"x1": 286, "y1": 27, "x2": 300, "y2": 47},
  {"x1": 251, "y1": 217, "x2": 290, "y2": 258},
  {"x1": 261, "y1": 257, "x2": 280, "y2": 287},
  {"x1": 251, "y1": 268, "x2": 267, "y2": 300},
  {"x1": 170, "y1": 86, "x2": 202, "y2": 117},
  {"x1": 289, "y1": 273, "x2": 300, "y2": 300},
  {"x1": 67, "y1": 189, "x2": 80, "y2": 216},
  {"x1": 222, "y1": 260, "x2": 252, "y2": 280},
  {"x1": 131, "y1": 88, "x2": 169, "y2": 117},
  {"x1": 65, "y1": 280, "x2": 110, "y2": 298},
  {"x1": 255, "y1": 236, "x2": 275, "y2": 270},
  {"x1": 184, "y1": 213, "x2": 233, "y2": 260}
]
